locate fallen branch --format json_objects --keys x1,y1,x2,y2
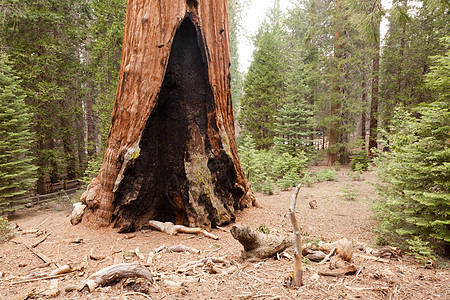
[
  {"x1": 344, "y1": 284, "x2": 389, "y2": 291},
  {"x1": 289, "y1": 183, "x2": 303, "y2": 287},
  {"x1": 146, "y1": 245, "x2": 166, "y2": 266},
  {"x1": 148, "y1": 220, "x2": 218, "y2": 240},
  {"x1": 318, "y1": 247, "x2": 337, "y2": 264},
  {"x1": 21, "y1": 242, "x2": 60, "y2": 268},
  {"x1": 168, "y1": 244, "x2": 200, "y2": 254},
  {"x1": 230, "y1": 225, "x2": 292, "y2": 259},
  {"x1": 79, "y1": 262, "x2": 153, "y2": 292},
  {"x1": 318, "y1": 265, "x2": 357, "y2": 277},
  {"x1": 353, "y1": 253, "x2": 390, "y2": 263},
  {"x1": 177, "y1": 256, "x2": 230, "y2": 274},
  {"x1": 31, "y1": 232, "x2": 51, "y2": 248},
  {"x1": 10, "y1": 273, "x2": 68, "y2": 285},
  {"x1": 123, "y1": 291, "x2": 152, "y2": 299},
  {"x1": 50, "y1": 264, "x2": 72, "y2": 276}
]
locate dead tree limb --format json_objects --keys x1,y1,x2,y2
[
  {"x1": 289, "y1": 183, "x2": 303, "y2": 287},
  {"x1": 79, "y1": 262, "x2": 153, "y2": 292},
  {"x1": 31, "y1": 232, "x2": 51, "y2": 248},
  {"x1": 148, "y1": 220, "x2": 218, "y2": 240},
  {"x1": 230, "y1": 225, "x2": 292, "y2": 259}
]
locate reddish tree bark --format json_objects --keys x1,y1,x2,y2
[
  {"x1": 327, "y1": 0, "x2": 343, "y2": 166},
  {"x1": 80, "y1": 0, "x2": 254, "y2": 231}
]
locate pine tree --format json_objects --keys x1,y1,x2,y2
[
  {"x1": 380, "y1": 0, "x2": 448, "y2": 125},
  {"x1": 0, "y1": 53, "x2": 37, "y2": 213},
  {"x1": 274, "y1": 100, "x2": 314, "y2": 156},
  {"x1": 228, "y1": 0, "x2": 244, "y2": 115},
  {"x1": 277, "y1": 0, "x2": 316, "y2": 157},
  {"x1": 86, "y1": 0, "x2": 127, "y2": 156},
  {"x1": 375, "y1": 37, "x2": 450, "y2": 252},
  {"x1": 239, "y1": 0, "x2": 284, "y2": 149},
  {"x1": 1, "y1": 0, "x2": 90, "y2": 189}
]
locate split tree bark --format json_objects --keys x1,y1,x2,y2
[{"x1": 80, "y1": 0, "x2": 254, "y2": 231}]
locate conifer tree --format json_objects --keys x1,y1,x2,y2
[
  {"x1": 0, "y1": 54, "x2": 37, "y2": 213},
  {"x1": 228, "y1": 0, "x2": 244, "y2": 115},
  {"x1": 239, "y1": 0, "x2": 284, "y2": 149},
  {"x1": 375, "y1": 37, "x2": 450, "y2": 252},
  {"x1": 1, "y1": 0, "x2": 90, "y2": 189}
]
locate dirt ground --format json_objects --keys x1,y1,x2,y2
[{"x1": 1, "y1": 166, "x2": 449, "y2": 299}]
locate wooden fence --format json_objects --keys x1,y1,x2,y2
[{"x1": 1, "y1": 180, "x2": 82, "y2": 214}]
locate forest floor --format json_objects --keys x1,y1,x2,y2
[{"x1": 0, "y1": 165, "x2": 449, "y2": 300}]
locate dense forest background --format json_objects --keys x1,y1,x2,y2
[{"x1": 0, "y1": 1, "x2": 448, "y2": 254}]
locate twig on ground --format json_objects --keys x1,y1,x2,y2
[
  {"x1": 31, "y1": 232, "x2": 51, "y2": 248},
  {"x1": 36, "y1": 217, "x2": 51, "y2": 228},
  {"x1": 123, "y1": 291, "x2": 152, "y2": 299},
  {"x1": 10, "y1": 273, "x2": 67, "y2": 285},
  {"x1": 318, "y1": 247, "x2": 337, "y2": 265}
]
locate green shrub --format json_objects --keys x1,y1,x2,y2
[
  {"x1": 342, "y1": 185, "x2": 358, "y2": 201},
  {"x1": 81, "y1": 155, "x2": 103, "y2": 187},
  {"x1": 0, "y1": 216, "x2": 15, "y2": 242},
  {"x1": 277, "y1": 171, "x2": 299, "y2": 191},
  {"x1": 406, "y1": 236, "x2": 436, "y2": 263},
  {"x1": 349, "y1": 170, "x2": 363, "y2": 181},
  {"x1": 316, "y1": 169, "x2": 337, "y2": 182},
  {"x1": 261, "y1": 179, "x2": 274, "y2": 195},
  {"x1": 350, "y1": 150, "x2": 370, "y2": 171},
  {"x1": 238, "y1": 135, "x2": 307, "y2": 192},
  {"x1": 257, "y1": 223, "x2": 270, "y2": 234},
  {"x1": 333, "y1": 161, "x2": 342, "y2": 171},
  {"x1": 300, "y1": 172, "x2": 316, "y2": 187}
]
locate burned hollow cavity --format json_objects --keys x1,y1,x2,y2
[{"x1": 112, "y1": 17, "x2": 240, "y2": 232}]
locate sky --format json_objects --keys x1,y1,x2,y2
[{"x1": 238, "y1": 0, "x2": 393, "y2": 73}]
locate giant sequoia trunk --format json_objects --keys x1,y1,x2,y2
[{"x1": 80, "y1": 0, "x2": 254, "y2": 232}]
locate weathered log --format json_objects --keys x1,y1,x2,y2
[
  {"x1": 318, "y1": 265, "x2": 357, "y2": 277},
  {"x1": 79, "y1": 0, "x2": 255, "y2": 231},
  {"x1": 230, "y1": 225, "x2": 292, "y2": 259},
  {"x1": 79, "y1": 262, "x2": 153, "y2": 292},
  {"x1": 148, "y1": 220, "x2": 219, "y2": 240}
]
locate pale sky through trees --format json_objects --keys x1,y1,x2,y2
[{"x1": 238, "y1": 0, "x2": 393, "y2": 73}]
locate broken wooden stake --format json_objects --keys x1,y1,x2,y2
[{"x1": 289, "y1": 183, "x2": 303, "y2": 287}]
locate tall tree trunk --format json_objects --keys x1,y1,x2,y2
[
  {"x1": 368, "y1": 21, "x2": 380, "y2": 154},
  {"x1": 80, "y1": 0, "x2": 254, "y2": 231},
  {"x1": 327, "y1": 0, "x2": 342, "y2": 166},
  {"x1": 398, "y1": 0, "x2": 407, "y2": 106},
  {"x1": 361, "y1": 70, "x2": 367, "y2": 149}
]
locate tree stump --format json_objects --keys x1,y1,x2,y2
[
  {"x1": 230, "y1": 225, "x2": 293, "y2": 259},
  {"x1": 79, "y1": 0, "x2": 254, "y2": 231}
]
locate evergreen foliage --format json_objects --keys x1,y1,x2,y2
[
  {"x1": 1, "y1": 0, "x2": 90, "y2": 184},
  {"x1": 375, "y1": 37, "x2": 449, "y2": 251},
  {"x1": 228, "y1": 0, "x2": 244, "y2": 114},
  {"x1": 239, "y1": 1, "x2": 284, "y2": 149},
  {"x1": 237, "y1": 135, "x2": 307, "y2": 193},
  {"x1": 375, "y1": 100, "x2": 450, "y2": 247},
  {"x1": 86, "y1": 0, "x2": 126, "y2": 155},
  {"x1": 0, "y1": 54, "x2": 37, "y2": 213}
]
